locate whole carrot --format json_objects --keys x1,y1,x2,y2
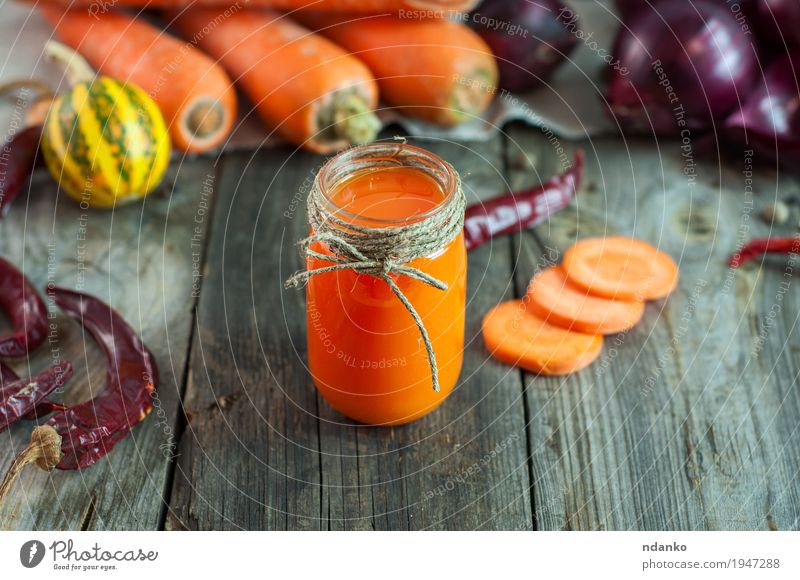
[
  {"x1": 296, "y1": 13, "x2": 498, "y2": 126},
  {"x1": 35, "y1": 0, "x2": 479, "y2": 12},
  {"x1": 169, "y1": 9, "x2": 380, "y2": 153},
  {"x1": 40, "y1": 8, "x2": 237, "y2": 154}
]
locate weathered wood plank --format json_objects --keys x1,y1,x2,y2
[
  {"x1": 0, "y1": 157, "x2": 216, "y2": 530},
  {"x1": 5, "y1": 123, "x2": 796, "y2": 530},
  {"x1": 166, "y1": 148, "x2": 324, "y2": 530},
  {"x1": 718, "y1": 160, "x2": 800, "y2": 531},
  {"x1": 317, "y1": 138, "x2": 532, "y2": 531},
  {"x1": 505, "y1": 125, "x2": 800, "y2": 530}
]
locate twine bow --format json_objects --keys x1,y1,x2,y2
[{"x1": 285, "y1": 152, "x2": 465, "y2": 392}]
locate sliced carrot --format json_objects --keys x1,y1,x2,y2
[
  {"x1": 526, "y1": 266, "x2": 644, "y2": 335},
  {"x1": 482, "y1": 300, "x2": 602, "y2": 375},
  {"x1": 40, "y1": 8, "x2": 237, "y2": 154},
  {"x1": 563, "y1": 236, "x2": 679, "y2": 301},
  {"x1": 295, "y1": 13, "x2": 498, "y2": 126},
  {"x1": 169, "y1": 9, "x2": 380, "y2": 153}
]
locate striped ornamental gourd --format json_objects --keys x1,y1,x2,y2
[{"x1": 41, "y1": 76, "x2": 170, "y2": 208}]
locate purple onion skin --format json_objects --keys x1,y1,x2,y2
[
  {"x1": 616, "y1": 0, "x2": 755, "y2": 19},
  {"x1": 615, "y1": 0, "x2": 646, "y2": 18},
  {"x1": 608, "y1": 0, "x2": 758, "y2": 135},
  {"x1": 726, "y1": 52, "x2": 800, "y2": 167},
  {"x1": 755, "y1": 0, "x2": 800, "y2": 51},
  {"x1": 469, "y1": 0, "x2": 579, "y2": 93}
]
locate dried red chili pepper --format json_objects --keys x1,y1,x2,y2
[
  {"x1": 0, "y1": 362, "x2": 72, "y2": 432},
  {"x1": 464, "y1": 149, "x2": 584, "y2": 251},
  {"x1": 729, "y1": 237, "x2": 800, "y2": 267},
  {"x1": 22, "y1": 399, "x2": 69, "y2": 419},
  {"x1": 0, "y1": 362, "x2": 67, "y2": 420},
  {"x1": 46, "y1": 287, "x2": 158, "y2": 470},
  {"x1": 0, "y1": 261, "x2": 64, "y2": 418},
  {"x1": 0, "y1": 256, "x2": 48, "y2": 357},
  {"x1": 0, "y1": 124, "x2": 42, "y2": 218},
  {"x1": 0, "y1": 288, "x2": 159, "y2": 503}
]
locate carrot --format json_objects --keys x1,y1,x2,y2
[
  {"x1": 35, "y1": 0, "x2": 479, "y2": 12},
  {"x1": 526, "y1": 266, "x2": 645, "y2": 335},
  {"x1": 482, "y1": 300, "x2": 602, "y2": 376},
  {"x1": 40, "y1": 8, "x2": 237, "y2": 154},
  {"x1": 169, "y1": 9, "x2": 380, "y2": 153},
  {"x1": 295, "y1": 13, "x2": 498, "y2": 126},
  {"x1": 563, "y1": 236, "x2": 679, "y2": 301}
]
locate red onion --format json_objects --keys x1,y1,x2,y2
[
  {"x1": 755, "y1": 0, "x2": 800, "y2": 50},
  {"x1": 607, "y1": 0, "x2": 758, "y2": 134},
  {"x1": 726, "y1": 52, "x2": 800, "y2": 167},
  {"x1": 469, "y1": 0, "x2": 578, "y2": 93}
]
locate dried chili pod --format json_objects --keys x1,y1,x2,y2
[
  {"x1": 0, "y1": 257, "x2": 48, "y2": 357},
  {"x1": 46, "y1": 287, "x2": 158, "y2": 470},
  {"x1": 21, "y1": 399, "x2": 69, "y2": 419},
  {"x1": 0, "y1": 362, "x2": 67, "y2": 420},
  {"x1": 0, "y1": 362, "x2": 73, "y2": 432},
  {"x1": 729, "y1": 237, "x2": 800, "y2": 267},
  {"x1": 0, "y1": 289, "x2": 159, "y2": 504},
  {"x1": 464, "y1": 150, "x2": 583, "y2": 251},
  {"x1": 0, "y1": 124, "x2": 42, "y2": 218}
]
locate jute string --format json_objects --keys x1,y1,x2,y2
[{"x1": 285, "y1": 160, "x2": 465, "y2": 392}]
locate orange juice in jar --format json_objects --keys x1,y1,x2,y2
[{"x1": 302, "y1": 143, "x2": 466, "y2": 425}]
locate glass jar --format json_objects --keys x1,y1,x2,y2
[{"x1": 305, "y1": 143, "x2": 466, "y2": 425}]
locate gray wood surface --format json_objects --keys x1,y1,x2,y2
[
  {"x1": 165, "y1": 139, "x2": 532, "y2": 530},
  {"x1": 0, "y1": 157, "x2": 216, "y2": 530},
  {"x1": 505, "y1": 126, "x2": 800, "y2": 530},
  {"x1": 1, "y1": 125, "x2": 798, "y2": 530}
]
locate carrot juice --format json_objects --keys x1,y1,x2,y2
[{"x1": 305, "y1": 144, "x2": 466, "y2": 425}]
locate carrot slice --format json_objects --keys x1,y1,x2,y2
[
  {"x1": 482, "y1": 300, "x2": 602, "y2": 375},
  {"x1": 526, "y1": 266, "x2": 644, "y2": 335},
  {"x1": 563, "y1": 236, "x2": 679, "y2": 301}
]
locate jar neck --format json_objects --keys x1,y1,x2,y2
[{"x1": 315, "y1": 142, "x2": 459, "y2": 229}]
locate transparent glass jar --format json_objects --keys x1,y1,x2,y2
[{"x1": 306, "y1": 143, "x2": 466, "y2": 425}]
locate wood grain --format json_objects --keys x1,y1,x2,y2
[
  {"x1": 3, "y1": 125, "x2": 798, "y2": 531},
  {"x1": 505, "y1": 125, "x2": 800, "y2": 530},
  {"x1": 167, "y1": 138, "x2": 533, "y2": 530},
  {"x1": 164, "y1": 148, "x2": 323, "y2": 530}
]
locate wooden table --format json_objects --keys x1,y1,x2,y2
[{"x1": 2, "y1": 125, "x2": 799, "y2": 531}]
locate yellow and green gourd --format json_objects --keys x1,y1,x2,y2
[{"x1": 41, "y1": 76, "x2": 170, "y2": 208}]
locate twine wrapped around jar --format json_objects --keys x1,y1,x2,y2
[{"x1": 285, "y1": 143, "x2": 466, "y2": 392}]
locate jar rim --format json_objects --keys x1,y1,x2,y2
[{"x1": 315, "y1": 141, "x2": 459, "y2": 227}]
